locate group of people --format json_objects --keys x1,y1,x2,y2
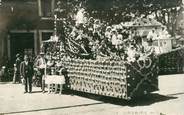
[
  {"x1": 42, "y1": 8, "x2": 161, "y2": 63},
  {"x1": 13, "y1": 53, "x2": 47, "y2": 93},
  {"x1": 62, "y1": 16, "x2": 156, "y2": 61}
]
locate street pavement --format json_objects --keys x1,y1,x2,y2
[{"x1": 0, "y1": 74, "x2": 184, "y2": 115}]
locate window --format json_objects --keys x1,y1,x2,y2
[
  {"x1": 38, "y1": 0, "x2": 55, "y2": 18},
  {"x1": 42, "y1": 32, "x2": 53, "y2": 41}
]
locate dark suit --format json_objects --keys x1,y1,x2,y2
[{"x1": 20, "y1": 61, "x2": 34, "y2": 93}]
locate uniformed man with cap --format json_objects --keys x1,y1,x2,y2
[{"x1": 35, "y1": 52, "x2": 46, "y2": 93}]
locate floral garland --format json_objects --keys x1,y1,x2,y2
[{"x1": 62, "y1": 56, "x2": 158, "y2": 99}]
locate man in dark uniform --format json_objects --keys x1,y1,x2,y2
[{"x1": 20, "y1": 55, "x2": 34, "y2": 93}]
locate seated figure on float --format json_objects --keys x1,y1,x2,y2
[
  {"x1": 96, "y1": 40, "x2": 111, "y2": 60},
  {"x1": 126, "y1": 44, "x2": 138, "y2": 62},
  {"x1": 144, "y1": 38, "x2": 155, "y2": 56}
]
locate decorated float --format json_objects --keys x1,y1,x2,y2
[
  {"x1": 41, "y1": 1, "x2": 161, "y2": 100},
  {"x1": 62, "y1": 57, "x2": 158, "y2": 99}
]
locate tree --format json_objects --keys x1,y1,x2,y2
[{"x1": 55, "y1": 0, "x2": 182, "y2": 35}]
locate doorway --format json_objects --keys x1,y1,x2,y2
[{"x1": 10, "y1": 32, "x2": 34, "y2": 62}]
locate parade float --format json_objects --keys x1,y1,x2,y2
[
  {"x1": 40, "y1": 1, "x2": 164, "y2": 100},
  {"x1": 64, "y1": 23, "x2": 159, "y2": 100},
  {"x1": 42, "y1": 21, "x2": 159, "y2": 100}
]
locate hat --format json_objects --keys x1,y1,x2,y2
[
  {"x1": 106, "y1": 26, "x2": 111, "y2": 31},
  {"x1": 117, "y1": 34, "x2": 123, "y2": 39},
  {"x1": 111, "y1": 28, "x2": 117, "y2": 33},
  {"x1": 40, "y1": 52, "x2": 45, "y2": 55},
  {"x1": 24, "y1": 55, "x2": 29, "y2": 59},
  {"x1": 94, "y1": 19, "x2": 100, "y2": 24},
  {"x1": 16, "y1": 54, "x2": 20, "y2": 58}
]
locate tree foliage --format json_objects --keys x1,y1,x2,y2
[{"x1": 56, "y1": 0, "x2": 182, "y2": 36}]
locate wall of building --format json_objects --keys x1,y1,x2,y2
[
  {"x1": 0, "y1": 0, "x2": 55, "y2": 65},
  {"x1": 0, "y1": 11, "x2": 9, "y2": 66}
]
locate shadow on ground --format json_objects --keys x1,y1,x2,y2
[
  {"x1": 30, "y1": 91, "x2": 42, "y2": 93},
  {"x1": 62, "y1": 90, "x2": 178, "y2": 107},
  {"x1": 1, "y1": 90, "x2": 180, "y2": 115},
  {"x1": 167, "y1": 92, "x2": 184, "y2": 96},
  {"x1": 124, "y1": 93, "x2": 177, "y2": 107}
]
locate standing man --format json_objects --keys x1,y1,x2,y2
[
  {"x1": 20, "y1": 55, "x2": 34, "y2": 93},
  {"x1": 35, "y1": 52, "x2": 46, "y2": 93}
]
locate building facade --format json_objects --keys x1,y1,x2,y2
[{"x1": 0, "y1": 0, "x2": 56, "y2": 65}]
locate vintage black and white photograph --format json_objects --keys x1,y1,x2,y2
[{"x1": 0, "y1": 0, "x2": 184, "y2": 115}]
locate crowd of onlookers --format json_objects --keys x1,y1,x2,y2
[{"x1": 2, "y1": 51, "x2": 68, "y2": 94}]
